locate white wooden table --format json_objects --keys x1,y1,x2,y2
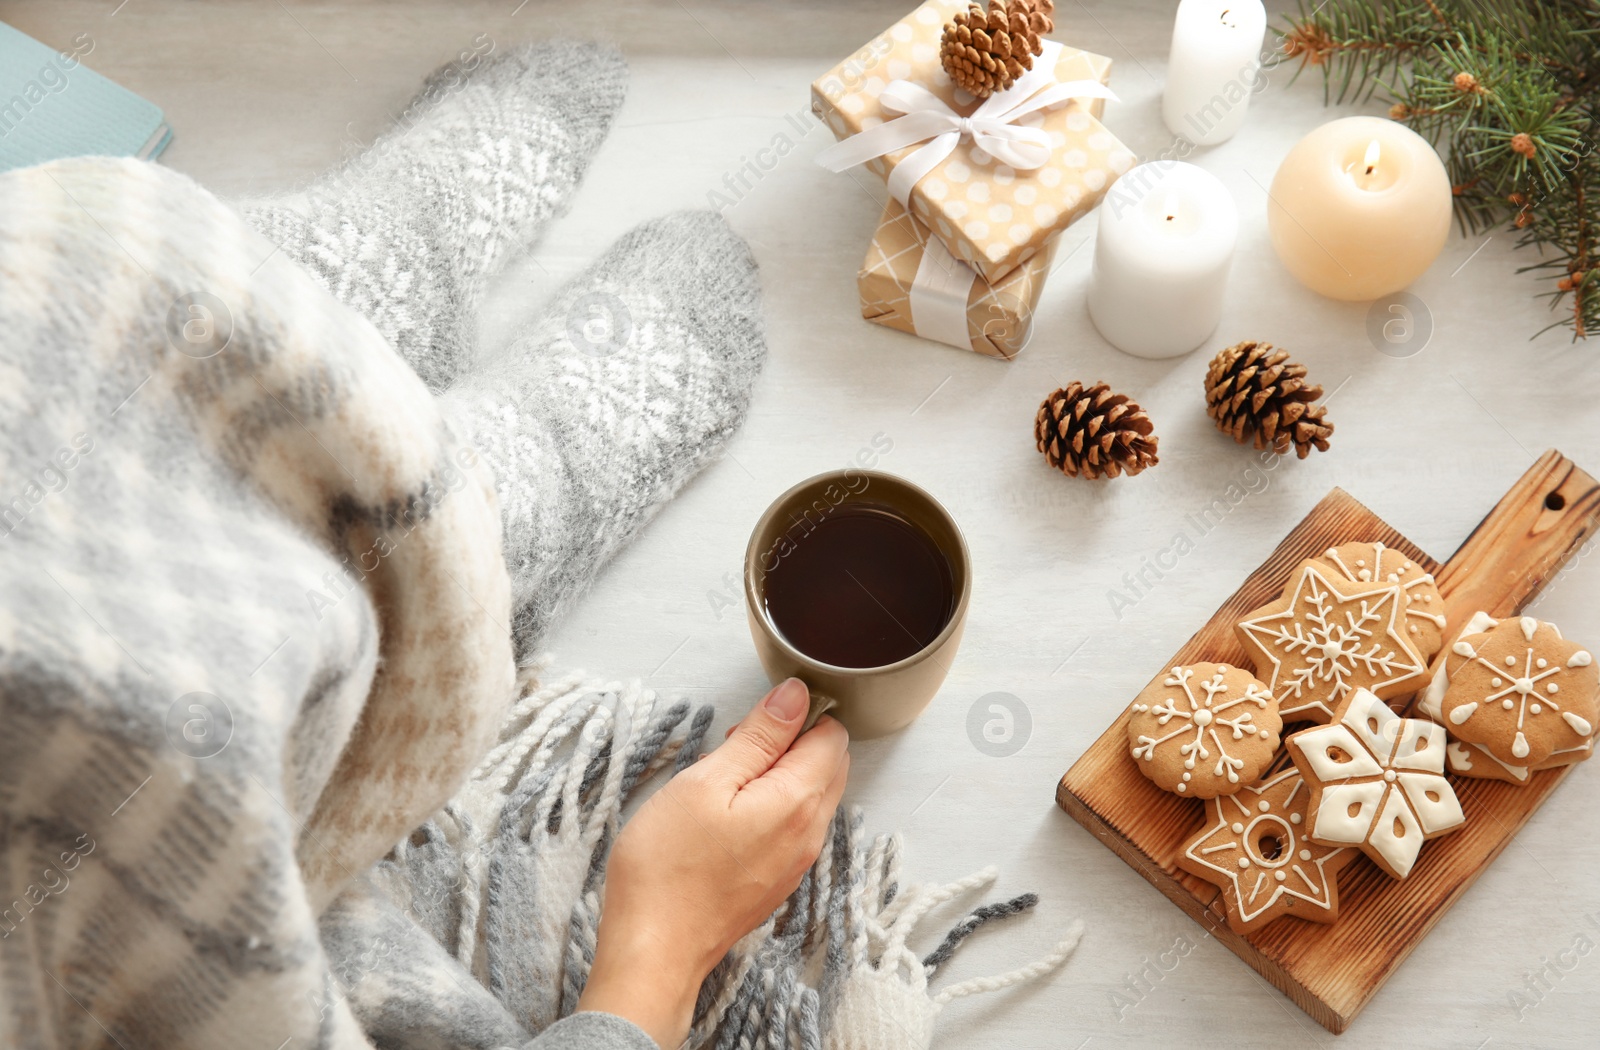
[{"x1": 9, "y1": 1, "x2": 1598, "y2": 1046}]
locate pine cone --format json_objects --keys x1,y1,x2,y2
[
  {"x1": 1204, "y1": 341, "x2": 1333, "y2": 459},
  {"x1": 940, "y1": 0, "x2": 1055, "y2": 99},
  {"x1": 1035, "y1": 381, "x2": 1158, "y2": 479}
]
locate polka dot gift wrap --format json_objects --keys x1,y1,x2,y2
[
  {"x1": 858, "y1": 198, "x2": 1055, "y2": 359},
  {"x1": 810, "y1": 0, "x2": 1134, "y2": 284}
]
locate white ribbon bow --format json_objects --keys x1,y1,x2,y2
[{"x1": 815, "y1": 40, "x2": 1117, "y2": 206}]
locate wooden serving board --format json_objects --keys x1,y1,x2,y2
[{"x1": 1056, "y1": 451, "x2": 1600, "y2": 1034}]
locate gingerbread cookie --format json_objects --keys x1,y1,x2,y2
[
  {"x1": 1436, "y1": 615, "x2": 1598, "y2": 767},
  {"x1": 1314, "y1": 541, "x2": 1447, "y2": 660},
  {"x1": 1286, "y1": 688, "x2": 1465, "y2": 879},
  {"x1": 1236, "y1": 560, "x2": 1428, "y2": 725},
  {"x1": 1127, "y1": 663, "x2": 1281, "y2": 798},
  {"x1": 1178, "y1": 769, "x2": 1356, "y2": 933},
  {"x1": 1445, "y1": 737, "x2": 1595, "y2": 785}
]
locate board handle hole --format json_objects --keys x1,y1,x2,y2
[{"x1": 1546, "y1": 492, "x2": 1566, "y2": 511}]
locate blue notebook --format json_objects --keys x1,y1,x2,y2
[{"x1": 0, "y1": 22, "x2": 171, "y2": 172}]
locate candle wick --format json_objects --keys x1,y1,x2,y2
[{"x1": 1364, "y1": 164, "x2": 1375, "y2": 176}]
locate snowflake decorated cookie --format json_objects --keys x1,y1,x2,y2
[
  {"x1": 1435, "y1": 614, "x2": 1597, "y2": 769},
  {"x1": 1178, "y1": 769, "x2": 1355, "y2": 934},
  {"x1": 1127, "y1": 663, "x2": 1281, "y2": 798},
  {"x1": 1314, "y1": 541, "x2": 1447, "y2": 660},
  {"x1": 1236, "y1": 559, "x2": 1429, "y2": 725},
  {"x1": 1286, "y1": 688, "x2": 1465, "y2": 879}
]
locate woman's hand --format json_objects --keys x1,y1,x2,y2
[{"x1": 577, "y1": 678, "x2": 849, "y2": 1048}]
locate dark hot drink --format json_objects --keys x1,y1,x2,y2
[{"x1": 762, "y1": 503, "x2": 955, "y2": 669}]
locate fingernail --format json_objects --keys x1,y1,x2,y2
[
  {"x1": 724, "y1": 724, "x2": 737, "y2": 739},
  {"x1": 764, "y1": 678, "x2": 808, "y2": 722},
  {"x1": 697, "y1": 752, "x2": 708, "y2": 762}
]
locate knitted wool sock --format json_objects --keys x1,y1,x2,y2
[
  {"x1": 239, "y1": 40, "x2": 627, "y2": 391},
  {"x1": 439, "y1": 210, "x2": 766, "y2": 656}
]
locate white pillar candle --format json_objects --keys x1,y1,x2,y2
[
  {"x1": 1267, "y1": 116, "x2": 1453, "y2": 301},
  {"x1": 1162, "y1": 0, "x2": 1268, "y2": 146},
  {"x1": 1088, "y1": 161, "x2": 1239, "y2": 359}
]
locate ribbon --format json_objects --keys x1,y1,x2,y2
[
  {"x1": 815, "y1": 40, "x2": 1117, "y2": 207},
  {"x1": 908, "y1": 234, "x2": 978, "y2": 350}
]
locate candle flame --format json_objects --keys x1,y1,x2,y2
[
  {"x1": 1363, "y1": 139, "x2": 1380, "y2": 176},
  {"x1": 1162, "y1": 192, "x2": 1179, "y2": 223}
]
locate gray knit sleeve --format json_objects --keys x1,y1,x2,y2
[{"x1": 522, "y1": 1012, "x2": 658, "y2": 1050}]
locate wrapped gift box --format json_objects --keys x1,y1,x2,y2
[
  {"x1": 812, "y1": 0, "x2": 1132, "y2": 283},
  {"x1": 859, "y1": 199, "x2": 1054, "y2": 360}
]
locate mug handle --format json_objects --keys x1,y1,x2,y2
[{"x1": 801, "y1": 692, "x2": 838, "y2": 733}]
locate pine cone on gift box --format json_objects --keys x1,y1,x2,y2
[
  {"x1": 1035, "y1": 381, "x2": 1159, "y2": 479},
  {"x1": 1204, "y1": 340, "x2": 1334, "y2": 458},
  {"x1": 940, "y1": 0, "x2": 1056, "y2": 99}
]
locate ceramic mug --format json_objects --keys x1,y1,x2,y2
[{"x1": 743, "y1": 469, "x2": 971, "y2": 738}]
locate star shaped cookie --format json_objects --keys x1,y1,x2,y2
[
  {"x1": 1178, "y1": 769, "x2": 1355, "y2": 934},
  {"x1": 1237, "y1": 560, "x2": 1428, "y2": 725},
  {"x1": 1286, "y1": 689, "x2": 1465, "y2": 879}
]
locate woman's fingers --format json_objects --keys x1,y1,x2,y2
[
  {"x1": 706, "y1": 678, "x2": 809, "y2": 787},
  {"x1": 754, "y1": 714, "x2": 849, "y2": 807}
]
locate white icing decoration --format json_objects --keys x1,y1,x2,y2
[
  {"x1": 1563, "y1": 711, "x2": 1593, "y2": 736},
  {"x1": 1448, "y1": 738, "x2": 1529, "y2": 782},
  {"x1": 1239, "y1": 565, "x2": 1426, "y2": 722},
  {"x1": 1312, "y1": 780, "x2": 1385, "y2": 846},
  {"x1": 1449, "y1": 702, "x2": 1478, "y2": 726},
  {"x1": 1453, "y1": 642, "x2": 1477, "y2": 658},
  {"x1": 1297, "y1": 723, "x2": 1384, "y2": 781},
  {"x1": 1521, "y1": 616, "x2": 1538, "y2": 642},
  {"x1": 1396, "y1": 771, "x2": 1465, "y2": 833},
  {"x1": 1571, "y1": 651, "x2": 1592, "y2": 668},
  {"x1": 1512, "y1": 731, "x2": 1530, "y2": 759},
  {"x1": 1370, "y1": 784, "x2": 1425, "y2": 878}
]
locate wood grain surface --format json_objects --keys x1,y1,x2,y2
[{"x1": 1057, "y1": 450, "x2": 1600, "y2": 1033}]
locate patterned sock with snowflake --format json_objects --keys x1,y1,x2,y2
[
  {"x1": 439, "y1": 209, "x2": 766, "y2": 656},
  {"x1": 238, "y1": 40, "x2": 628, "y2": 391}
]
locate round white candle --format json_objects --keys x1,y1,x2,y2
[
  {"x1": 1162, "y1": 0, "x2": 1267, "y2": 146},
  {"x1": 1088, "y1": 161, "x2": 1239, "y2": 360},
  {"x1": 1268, "y1": 116, "x2": 1452, "y2": 301}
]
